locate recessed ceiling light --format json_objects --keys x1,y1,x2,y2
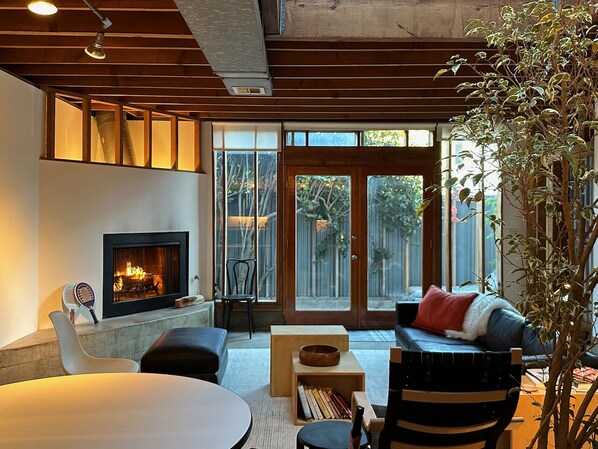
[{"x1": 27, "y1": 1, "x2": 58, "y2": 15}]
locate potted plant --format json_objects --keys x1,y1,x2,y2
[{"x1": 434, "y1": 1, "x2": 598, "y2": 448}]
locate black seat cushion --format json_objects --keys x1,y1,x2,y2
[
  {"x1": 141, "y1": 327, "x2": 228, "y2": 381},
  {"x1": 396, "y1": 326, "x2": 486, "y2": 352}
]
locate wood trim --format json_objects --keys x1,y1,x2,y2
[
  {"x1": 143, "y1": 110, "x2": 152, "y2": 168},
  {"x1": 390, "y1": 347, "x2": 402, "y2": 363},
  {"x1": 284, "y1": 147, "x2": 437, "y2": 167},
  {"x1": 44, "y1": 90, "x2": 55, "y2": 159},
  {"x1": 401, "y1": 389, "x2": 508, "y2": 404},
  {"x1": 390, "y1": 441, "x2": 484, "y2": 449},
  {"x1": 396, "y1": 418, "x2": 498, "y2": 434},
  {"x1": 114, "y1": 104, "x2": 124, "y2": 165},
  {"x1": 170, "y1": 116, "x2": 178, "y2": 170},
  {"x1": 443, "y1": 141, "x2": 453, "y2": 291},
  {"x1": 82, "y1": 97, "x2": 91, "y2": 162},
  {"x1": 511, "y1": 348, "x2": 522, "y2": 364},
  {"x1": 194, "y1": 121, "x2": 201, "y2": 172}
]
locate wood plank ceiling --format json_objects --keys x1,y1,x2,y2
[{"x1": 0, "y1": 1, "x2": 518, "y2": 121}]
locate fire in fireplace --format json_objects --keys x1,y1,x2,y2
[{"x1": 103, "y1": 232, "x2": 188, "y2": 318}]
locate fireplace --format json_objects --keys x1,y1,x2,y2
[{"x1": 103, "y1": 232, "x2": 188, "y2": 318}]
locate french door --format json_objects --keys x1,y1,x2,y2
[{"x1": 284, "y1": 165, "x2": 434, "y2": 328}]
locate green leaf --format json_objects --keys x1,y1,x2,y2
[
  {"x1": 450, "y1": 64, "x2": 461, "y2": 75},
  {"x1": 434, "y1": 68, "x2": 448, "y2": 80},
  {"x1": 444, "y1": 176, "x2": 459, "y2": 188},
  {"x1": 416, "y1": 199, "x2": 432, "y2": 218},
  {"x1": 549, "y1": 72, "x2": 571, "y2": 87},
  {"x1": 459, "y1": 188, "x2": 471, "y2": 203}
]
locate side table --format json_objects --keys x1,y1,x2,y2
[
  {"x1": 270, "y1": 325, "x2": 349, "y2": 397},
  {"x1": 291, "y1": 350, "x2": 365, "y2": 425}
]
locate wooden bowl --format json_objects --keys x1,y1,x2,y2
[{"x1": 299, "y1": 344, "x2": 340, "y2": 367}]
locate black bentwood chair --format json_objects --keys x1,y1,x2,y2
[
  {"x1": 352, "y1": 347, "x2": 523, "y2": 449},
  {"x1": 221, "y1": 258, "x2": 257, "y2": 339}
]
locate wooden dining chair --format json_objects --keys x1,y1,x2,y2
[
  {"x1": 221, "y1": 258, "x2": 257, "y2": 339},
  {"x1": 352, "y1": 347, "x2": 523, "y2": 449}
]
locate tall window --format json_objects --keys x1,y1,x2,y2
[
  {"x1": 213, "y1": 123, "x2": 281, "y2": 302},
  {"x1": 441, "y1": 140, "x2": 500, "y2": 293}
]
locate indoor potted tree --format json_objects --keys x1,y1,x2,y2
[{"x1": 434, "y1": 1, "x2": 598, "y2": 448}]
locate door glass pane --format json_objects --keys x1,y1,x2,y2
[
  {"x1": 257, "y1": 152, "x2": 277, "y2": 301},
  {"x1": 226, "y1": 152, "x2": 255, "y2": 262},
  {"x1": 295, "y1": 175, "x2": 351, "y2": 311},
  {"x1": 367, "y1": 175, "x2": 423, "y2": 310}
]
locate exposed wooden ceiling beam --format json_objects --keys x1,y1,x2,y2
[
  {"x1": 72, "y1": 87, "x2": 468, "y2": 98},
  {"x1": 0, "y1": 1, "x2": 178, "y2": 10},
  {"x1": 0, "y1": 35, "x2": 197, "y2": 49},
  {"x1": 265, "y1": 39, "x2": 489, "y2": 50},
  {"x1": 0, "y1": 11, "x2": 190, "y2": 35},
  {"x1": 5, "y1": 63, "x2": 480, "y2": 79},
  {"x1": 266, "y1": 49, "x2": 482, "y2": 66},
  {"x1": 26, "y1": 75, "x2": 464, "y2": 90},
  {"x1": 0, "y1": 49, "x2": 208, "y2": 65}
]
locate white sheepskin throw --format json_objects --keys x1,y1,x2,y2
[{"x1": 445, "y1": 294, "x2": 516, "y2": 341}]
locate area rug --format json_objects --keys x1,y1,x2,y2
[
  {"x1": 221, "y1": 348, "x2": 389, "y2": 449},
  {"x1": 348, "y1": 330, "x2": 395, "y2": 342}
]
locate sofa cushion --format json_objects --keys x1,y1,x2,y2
[
  {"x1": 485, "y1": 308, "x2": 525, "y2": 351},
  {"x1": 521, "y1": 325, "x2": 552, "y2": 355},
  {"x1": 396, "y1": 325, "x2": 486, "y2": 352},
  {"x1": 411, "y1": 285, "x2": 478, "y2": 334}
]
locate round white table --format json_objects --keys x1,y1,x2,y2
[{"x1": 0, "y1": 373, "x2": 252, "y2": 449}]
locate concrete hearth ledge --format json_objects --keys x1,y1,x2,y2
[{"x1": 0, "y1": 302, "x2": 214, "y2": 385}]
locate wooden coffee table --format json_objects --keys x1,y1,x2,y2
[{"x1": 270, "y1": 325, "x2": 349, "y2": 397}]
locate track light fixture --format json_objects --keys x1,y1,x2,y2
[
  {"x1": 85, "y1": 32, "x2": 106, "y2": 60},
  {"x1": 82, "y1": 0, "x2": 112, "y2": 60},
  {"x1": 27, "y1": 0, "x2": 58, "y2": 15},
  {"x1": 82, "y1": 0, "x2": 112, "y2": 30}
]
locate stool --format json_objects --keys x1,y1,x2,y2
[
  {"x1": 296, "y1": 421, "x2": 370, "y2": 449},
  {"x1": 140, "y1": 327, "x2": 228, "y2": 384}
]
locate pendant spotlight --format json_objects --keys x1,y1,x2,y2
[
  {"x1": 27, "y1": 1, "x2": 58, "y2": 15},
  {"x1": 82, "y1": 0, "x2": 112, "y2": 60},
  {"x1": 85, "y1": 32, "x2": 106, "y2": 60}
]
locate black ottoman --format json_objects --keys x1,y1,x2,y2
[{"x1": 141, "y1": 327, "x2": 228, "y2": 384}]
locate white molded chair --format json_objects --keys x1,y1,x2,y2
[{"x1": 49, "y1": 311, "x2": 140, "y2": 374}]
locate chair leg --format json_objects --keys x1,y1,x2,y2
[
  {"x1": 226, "y1": 302, "x2": 234, "y2": 331},
  {"x1": 250, "y1": 301, "x2": 255, "y2": 334},
  {"x1": 246, "y1": 300, "x2": 253, "y2": 339}
]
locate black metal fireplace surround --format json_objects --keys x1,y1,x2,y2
[{"x1": 103, "y1": 232, "x2": 188, "y2": 318}]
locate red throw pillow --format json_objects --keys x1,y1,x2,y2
[{"x1": 411, "y1": 285, "x2": 478, "y2": 334}]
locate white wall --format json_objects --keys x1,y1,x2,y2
[
  {"x1": 0, "y1": 71, "x2": 209, "y2": 345},
  {"x1": 0, "y1": 71, "x2": 44, "y2": 347},
  {"x1": 38, "y1": 161, "x2": 203, "y2": 329}
]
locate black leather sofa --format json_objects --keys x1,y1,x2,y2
[{"x1": 394, "y1": 301, "x2": 598, "y2": 368}]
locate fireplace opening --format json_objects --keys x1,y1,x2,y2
[{"x1": 103, "y1": 232, "x2": 188, "y2": 318}]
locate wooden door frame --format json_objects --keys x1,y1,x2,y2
[
  {"x1": 358, "y1": 166, "x2": 436, "y2": 328},
  {"x1": 281, "y1": 144, "x2": 441, "y2": 328},
  {"x1": 284, "y1": 165, "x2": 361, "y2": 327}
]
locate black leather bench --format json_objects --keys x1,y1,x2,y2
[{"x1": 140, "y1": 327, "x2": 228, "y2": 384}]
